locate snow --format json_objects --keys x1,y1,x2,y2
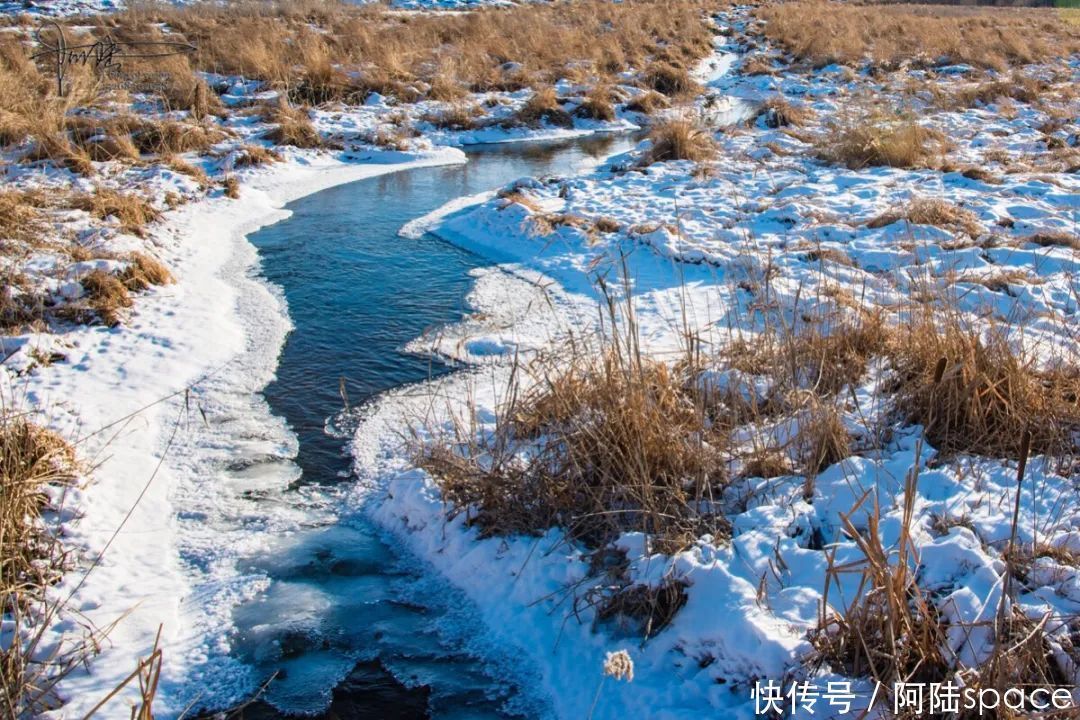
[
  {"x1": 340, "y1": 10, "x2": 1080, "y2": 720},
  {"x1": 16, "y1": 145, "x2": 468, "y2": 717}
]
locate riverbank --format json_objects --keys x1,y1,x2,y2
[
  {"x1": 348, "y1": 5, "x2": 1080, "y2": 720},
  {"x1": 3, "y1": 0, "x2": 1078, "y2": 717}
]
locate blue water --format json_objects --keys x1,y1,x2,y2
[{"x1": 229, "y1": 135, "x2": 638, "y2": 719}]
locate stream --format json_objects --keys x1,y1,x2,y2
[{"x1": 218, "y1": 133, "x2": 640, "y2": 719}]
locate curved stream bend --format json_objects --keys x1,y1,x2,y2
[{"x1": 187, "y1": 134, "x2": 638, "y2": 719}]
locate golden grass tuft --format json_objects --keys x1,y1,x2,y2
[
  {"x1": 574, "y1": 86, "x2": 616, "y2": 122},
  {"x1": 867, "y1": 197, "x2": 983, "y2": 238},
  {"x1": 1023, "y1": 230, "x2": 1080, "y2": 251},
  {"x1": 817, "y1": 115, "x2": 949, "y2": 170},
  {"x1": 223, "y1": 176, "x2": 240, "y2": 199},
  {"x1": 263, "y1": 97, "x2": 322, "y2": 149},
  {"x1": 624, "y1": 90, "x2": 669, "y2": 116},
  {"x1": 424, "y1": 102, "x2": 483, "y2": 131},
  {"x1": 79, "y1": 270, "x2": 133, "y2": 326},
  {"x1": 642, "y1": 62, "x2": 697, "y2": 97},
  {"x1": 516, "y1": 86, "x2": 573, "y2": 129},
  {"x1": 888, "y1": 312, "x2": 1080, "y2": 459},
  {"x1": 417, "y1": 323, "x2": 731, "y2": 554},
  {"x1": 0, "y1": 416, "x2": 75, "y2": 608},
  {"x1": 71, "y1": 189, "x2": 161, "y2": 237},
  {"x1": 0, "y1": 191, "x2": 46, "y2": 244},
  {"x1": 642, "y1": 119, "x2": 717, "y2": 165},
  {"x1": 119, "y1": 252, "x2": 174, "y2": 291},
  {"x1": 756, "y1": 96, "x2": 815, "y2": 128},
  {"x1": 233, "y1": 143, "x2": 282, "y2": 169}
]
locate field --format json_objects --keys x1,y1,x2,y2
[{"x1": 0, "y1": 0, "x2": 1078, "y2": 717}]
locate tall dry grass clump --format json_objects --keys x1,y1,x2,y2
[
  {"x1": 758, "y1": 1, "x2": 1080, "y2": 70},
  {"x1": 642, "y1": 119, "x2": 717, "y2": 165},
  {"x1": 0, "y1": 415, "x2": 76, "y2": 714},
  {"x1": 817, "y1": 114, "x2": 949, "y2": 170},
  {"x1": 887, "y1": 312, "x2": 1080, "y2": 459},
  {"x1": 0, "y1": 417, "x2": 75, "y2": 606},
  {"x1": 812, "y1": 449, "x2": 1079, "y2": 712},
  {"x1": 516, "y1": 86, "x2": 573, "y2": 128},
  {"x1": 71, "y1": 189, "x2": 161, "y2": 237},
  {"x1": 416, "y1": 297, "x2": 730, "y2": 555},
  {"x1": 811, "y1": 477, "x2": 951, "y2": 687},
  {"x1": 119, "y1": 252, "x2": 174, "y2": 291},
  {"x1": 262, "y1": 97, "x2": 322, "y2": 148}
]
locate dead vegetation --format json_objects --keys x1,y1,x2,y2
[
  {"x1": 0, "y1": 417, "x2": 75, "y2": 606},
  {"x1": 641, "y1": 119, "x2": 717, "y2": 165},
  {"x1": 816, "y1": 114, "x2": 950, "y2": 170},
  {"x1": 755, "y1": 96, "x2": 815, "y2": 128},
  {"x1": 0, "y1": 415, "x2": 76, "y2": 713},
  {"x1": 812, "y1": 442, "x2": 1080, "y2": 715},
  {"x1": 71, "y1": 189, "x2": 161, "y2": 237},
  {"x1": 262, "y1": 98, "x2": 322, "y2": 149},
  {"x1": 867, "y1": 197, "x2": 983, "y2": 238},
  {"x1": 758, "y1": 1, "x2": 1080, "y2": 70},
  {"x1": 108, "y1": 0, "x2": 716, "y2": 105},
  {"x1": 119, "y1": 251, "x2": 174, "y2": 291},
  {"x1": 888, "y1": 311, "x2": 1080, "y2": 459},
  {"x1": 517, "y1": 86, "x2": 573, "y2": 128},
  {"x1": 417, "y1": 337, "x2": 732, "y2": 555}
]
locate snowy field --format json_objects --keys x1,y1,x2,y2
[{"x1": 0, "y1": 0, "x2": 1078, "y2": 718}]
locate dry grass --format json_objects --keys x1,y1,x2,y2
[
  {"x1": 813, "y1": 451, "x2": 1080, "y2": 712},
  {"x1": 223, "y1": 176, "x2": 240, "y2": 199},
  {"x1": 1023, "y1": 230, "x2": 1080, "y2": 251},
  {"x1": 108, "y1": 0, "x2": 715, "y2": 103},
  {"x1": 642, "y1": 62, "x2": 698, "y2": 97},
  {"x1": 79, "y1": 270, "x2": 133, "y2": 326},
  {"x1": 417, "y1": 293, "x2": 731, "y2": 556},
  {"x1": 0, "y1": 274, "x2": 44, "y2": 333},
  {"x1": 233, "y1": 144, "x2": 282, "y2": 169},
  {"x1": 165, "y1": 155, "x2": 209, "y2": 185},
  {"x1": 624, "y1": 91, "x2": 669, "y2": 116},
  {"x1": 0, "y1": 415, "x2": 76, "y2": 713},
  {"x1": 887, "y1": 312, "x2": 1080, "y2": 459},
  {"x1": 516, "y1": 86, "x2": 573, "y2": 129},
  {"x1": 424, "y1": 102, "x2": 484, "y2": 131},
  {"x1": 758, "y1": 1, "x2": 1080, "y2": 70},
  {"x1": 642, "y1": 119, "x2": 717, "y2": 165},
  {"x1": 71, "y1": 189, "x2": 161, "y2": 237},
  {"x1": 817, "y1": 114, "x2": 949, "y2": 170},
  {"x1": 0, "y1": 191, "x2": 46, "y2": 245},
  {"x1": 118, "y1": 252, "x2": 174, "y2": 291},
  {"x1": 756, "y1": 96, "x2": 815, "y2": 128},
  {"x1": 262, "y1": 98, "x2": 322, "y2": 148},
  {"x1": 811, "y1": 473, "x2": 952, "y2": 688},
  {"x1": 0, "y1": 417, "x2": 74, "y2": 605},
  {"x1": 574, "y1": 85, "x2": 616, "y2": 121},
  {"x1": 867, "y1": 197, "x2": 983, "y2": 238},
  {"x1": 419, "y1": 342, "x2": 731, "y2": 554}
]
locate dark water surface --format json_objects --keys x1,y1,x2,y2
[{"x1": 226, "y1": 135, "x2": 637, "y2": 719}]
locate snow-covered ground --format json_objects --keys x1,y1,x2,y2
[
  {"x1": 343, "y1": 9, "x2": 1080, "y2": 720},
  {"x1": 2, "y1": 2, "x2": 1078, "y2": 717}
]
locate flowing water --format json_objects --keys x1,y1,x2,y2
[{"x1": 222, "y1": 134, "x2": 640, "y2": 719}]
